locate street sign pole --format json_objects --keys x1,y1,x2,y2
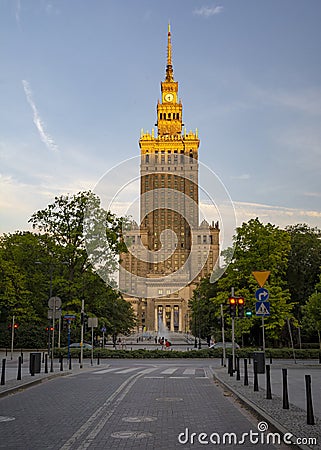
[
  {"x1": 10, "y1": 315, "x2": 15, "y2": 360},
  {"x1": 51, "y1": 306, "x2": 55, "y2": 372},
  {"x1": 231, "y1": 287, "x2": 235, "y2": 372},
  {"x1": 220, "y1": 304, "x2": 226, "y2": 367},
  {"x1": 80, "y1": 299, "x2": 84, "y2": 369},
  {"x1": 262, "y1": 316, "x2": 265, "y2": 352}
]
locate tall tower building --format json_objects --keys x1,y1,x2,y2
[{"x1": 120, "y1": 26, "x2": 219, "y2": 333}]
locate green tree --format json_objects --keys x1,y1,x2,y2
[
  {"x1": 196, "y1": 218, "x2": 296, "y2": 346},
  {"x1": 286, "y1": 224, "x2": 321, "y2": 316},
  {"x1": 302, "y1": 275, "x2": 321, "y2": 348}
]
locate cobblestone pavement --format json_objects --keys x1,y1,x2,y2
[
  {"x1": 0, "y1": 358, "x2": 286, "y2": 450},
  {"x1": 213, "y1": 359, "x2": 321, "y2": 450}
]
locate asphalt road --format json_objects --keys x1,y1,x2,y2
[{"x1": 0, "y1": 359, "x2": 286, "y2": 450}]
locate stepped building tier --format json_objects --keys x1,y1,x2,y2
[{"x1": 119, "y1": 26, "x2": 220, "y2": 333}]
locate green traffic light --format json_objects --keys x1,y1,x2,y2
[{"x1": 245, "y1": 309, "x2": 252, "y2": 317}]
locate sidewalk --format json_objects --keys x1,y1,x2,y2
[
  {"x1": 0, "y1": 351, "x2": 106, "y2": 398},
  {"x1": 213, "y1": 359, "x2": 321, "y2": 450}
]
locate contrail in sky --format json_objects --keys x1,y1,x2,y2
[{"x1": 22, "y1": 79, "x2": 58, "y2": 152}]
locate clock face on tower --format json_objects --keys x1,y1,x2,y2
[{"x1": 164, "y1": 93, "x2": 174, "y2": 102}]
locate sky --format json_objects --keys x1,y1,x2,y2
[{"x1": 1, "y1": 0, "x2": 321, "y2": 245}]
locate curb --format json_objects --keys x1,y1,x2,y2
[{"x1": 213, "y1": 371, "x2": 313, "y2": 450}]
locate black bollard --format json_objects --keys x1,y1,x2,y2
[
  {"x1": 269, "y1": 354, "x2": 272, "y2": 364},
  {"x1": 97, "y1": 353, "x2": 100, "y2": 365},
  {"x1": 228, "y1": 355, "x2": 233, "y2": 376},
  {"x1": 253, "y1": 361, "x2": 259, "y2": 391},
  {"x1": 244, "y1": 358, "x2": 248, "y2": 386},
  {"x1": 30, "y1": 354, "x2": 35, "y2": 376},
  {"x1": 248, "y1": 353, "x2": 251, "y2": 365},
  {"x1": 1, "y1": 359, "x2": 6, "y2": 385},
  {"x1": 221, "y1": 353, "x2": 224, "y2": 367},
  {"x1": 236, "y1": 357, "x2": 240, "y2": 381},
  {"x1": 17, "y1": 356, "x2": 22, "y2": 381},
  {"x1": 42, "y1": 352, "x2": 45, "y2": 363},
  {"x1": 282, "y1": 368, "x2": 289, "y2": 409},
  {"x1": 60, "y1": 355, "x2": 63, "y2": 371},
  {"x1": 305, "y1": 375, "x2": 315, "y2": 425},
  {"x1": 266, "y1": 365, "x2": 272, "y2": 399},
  {"x1": 69, "y1": 355, "x2": 72, "y2": 370},
  {"x1": 20, "y1": 350, "x2": 23, "y2": 364},
  {"x1": 45, "y1": 354, "x2": 48, "y2": 374}
]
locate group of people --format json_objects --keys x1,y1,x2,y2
[{"x1": 156, "y1": 336, "x2": 171, "y2": 350}]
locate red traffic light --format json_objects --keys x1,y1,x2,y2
[
  {"x1": 46, "y1": 326, "x2": 54, "y2": 331},
  {"x1": 237, "y1": 297, "x2": 244, "y2": 305},
  {"x1": 229, "y1": 297, "x2": 236, "y2": 304}
]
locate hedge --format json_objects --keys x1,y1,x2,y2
[{"x1": 54, "y1": 347, "x2": 321, "y2": 360}]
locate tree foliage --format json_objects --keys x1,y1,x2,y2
[
  {"x1": 0, "y1": 191, "x2": 135, "y2": 347},
  {"x1": 190, "y1": 218, "x2": 299, "y2": 346}
]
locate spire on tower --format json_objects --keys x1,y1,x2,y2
[{"x1": 165, "y1": 23, "x2": 174, "y2": 82}]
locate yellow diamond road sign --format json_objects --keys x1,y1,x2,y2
[{"x1": 252, "y1": 271, "x2": 270, "y2": 287}]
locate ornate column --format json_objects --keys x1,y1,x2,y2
[
  {"x1": 170, "y1": 306, "x2": 174, "y2": 331},
  {"x1": 154, "y1": 305, "x2": 158, "y2": 332}
]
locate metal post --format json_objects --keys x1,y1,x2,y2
[
  {"x1": 91, "y1": 324, "x2": 94, "y2": 366},
  {"x1": 232, "y1": 317, "x2": 235, "y2": 371},
  {"x1": 228, "y1": 355, "x2": 233, "y2": 376},
  {"x1": 30, "y1": 354, "x2": 35, "y2": 376},
  {"x1": 253, "y1": 361, "x2": 259, "y2": 391},
  {"x1": 231, "y1": 287, "x2": 235, "y2": 371},
  {"x1": 236, "y1": 356, "x2": 240, "y2": 381},
  {"x1": 261, "y1": 316, "x2": 265, "y2": 352},
  {"x1": 198, "y1": 294, "x2": 201, "y2": 349},
  {"x1": 45, "y1": 353, "x2": 48, "y2": 373},
  {"x1": 282, "y1": 368, "x2": 289, "y2": 409},
  {"x1": 17, "y1": 356, "x2": 22, "y2": 380},
  {"x1": 51, "y1": 305, "x2": 55, "y2": 373},
  {"x1": 1, "y1": 359, "x2": 6, "y2": 385},
  {"x1": 220, "y1": 304, "x2": 226, "y2": 367},
  {"x1": 10, "y1": 315, "x2": 15, "y2": 360},
  {"x1": 244, "y1": 358, "x2": 248, "y2": 386},
  {"x1": 266, "y1": 364, "x2": 272, "y2": 399},
  {"x1": 80, "y1": 299, "x2": 84, "y2": 368},
  {"x1": 58, "y1": 310, "x2": 61, "y2": 349},
  {"x1": 67, "y1": 320, "x2": 71, "y2": 362},
  {"x1": 305, "y1": 375, "x2": 315, "y2": 425}
]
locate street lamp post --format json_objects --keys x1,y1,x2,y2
[{"x1": 198, "y1": 294, "x2": 201, "y2": 350}]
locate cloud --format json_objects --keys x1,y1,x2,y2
[
  {"x1": 193, "y1": 5, "x2": 223, "y2": 18},
  {"x1": 234, "y1": 200, "x2": 321, "y2": 227},
  {"x1": 231, "y1": 174, "x2": 250, "y2": 180},
  {"x1": 22, "y1": 80, "x2": 59, "y2": 152}
]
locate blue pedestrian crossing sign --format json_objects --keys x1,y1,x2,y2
[
  {"x1": 255, "y1": 288, "x2": 269, "y2": 302},
  {"x1": 255, "y1": 301, "x2": 270, "y2": 316}
]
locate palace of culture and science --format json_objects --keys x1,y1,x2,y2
[{"x1": 119, "y1": 26, "x2": 220, "y2": 334}]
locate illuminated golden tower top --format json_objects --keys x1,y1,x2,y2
[{"x1": 166, "y1": 23, "x2": 174, "y2": 82}]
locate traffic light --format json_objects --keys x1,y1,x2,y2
[
  {"x1": 245, "y1": 308, "x2": 252, "y2": 318},
  {"x1": 237, "y1": 297, "x2": 245, "y2": 318},
  {"x1": 229, "y1": 297, "x2": 237, "y2": 317}
]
